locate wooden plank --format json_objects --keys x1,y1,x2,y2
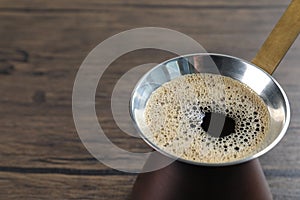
[
  {"x1": 0, "y1": 0, "x2": 289, "y2": 10},
  {"x1": 0, "y1": 172, "x2": 135, "y2": 200},
  {"x1": 0, "y1": 171, "x2": 294, "y2": 200},
  {"x1": 0, "y1": 170, "x2": 299, "y2": 200},
  {"x1": 268, "y1": 176, "x2": 300, "y2": 200},
  {"x1": 0, "y1": 7, "x2": 286, "y2": 50}
]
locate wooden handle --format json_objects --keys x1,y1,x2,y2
[{"x1": 252, "y1": 0, "x2": 300, "y2": 75}]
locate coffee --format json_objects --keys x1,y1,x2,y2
[
  {"x1": 200, "y1": 111, "x2": 236, "y2": 138},
  {"x1": 144, "y1": 73, "x2": 270, "y2": 163}
]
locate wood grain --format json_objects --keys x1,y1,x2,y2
[
  {"x1": 0, "y1": 0, "x2": 299, "y2": 199},
  {"x1": 0, "y1": 172, "x2": 135, "y2": 200}
]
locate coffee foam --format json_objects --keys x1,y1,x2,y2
[{"x1": 144, "y1": 73, "x2": 270, "y2": 163}]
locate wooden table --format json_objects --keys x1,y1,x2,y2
[{"x1": 0, "y1": 0, "x2": 299, "y2": 199}]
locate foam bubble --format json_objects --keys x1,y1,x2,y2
[{"x1": 144, "y1": 73, "x2": 270, "y2": 163}]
